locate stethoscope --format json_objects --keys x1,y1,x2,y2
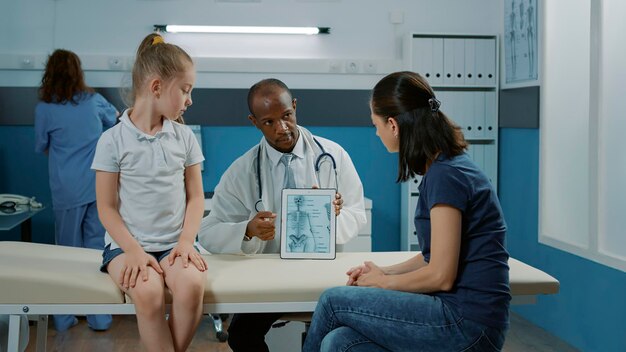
[{"x1": 254, "y1": 138, "x2": 338, "y2": 212}]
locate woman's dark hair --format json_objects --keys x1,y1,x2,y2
[
  {"x1": 371, "y1": 71, "x2": 467, "y2": 182},
  {"x1": 39, "y1": 49, "x2": 93, "y2": 104}
]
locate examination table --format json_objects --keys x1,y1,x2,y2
[{"x1": 0, "y1": 241, "x2": 559, "y2": 352}]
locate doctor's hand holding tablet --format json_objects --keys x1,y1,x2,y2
[
  {"x1": 244, "y1": 211, "x2": 277, "y2": 241},
  {"x1": 314, "y1": 184, "x2": 344, "y2": 216},
  {"x1": 244, "y1": 187, "x2": 344, "y2": 242}
]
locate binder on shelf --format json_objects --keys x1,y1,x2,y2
[
  {"x1": 447, "y1": 91, "x2": 473, "y2": 139},
  {"x1": 474, "y1": 39, "x2": 486, "y2": 86},
  {"x1": 444, "y1": 91, "x2": 458, "y2": 132},
  {"x1": 443, "y1": 39, "x2": 455, "y2": 85},
  {"x1": 464, "y1": 38, "x2": 476, "y2": 86},
  {"x1": 485, "y1": 91, "x2": 497, "y2": 139},
  {"x1": 431, "y1": 38, "x2": 444, "y2": 85},
  {"x1": 472, "y1": 144, "x2": 486, "y2": 174},
  {"x1": 473, "y1": 91, "x2": 486, "y2": 139},
  {"x1": 411, "y1": 38, "x2": 429, "y2": 81},
  {"x1": 436, "y1": 89, "x2": 446, "y2": 114},
  {"x1": 485, "y1": 38, "x2": 497, "y2": 85},
  {"x1": 461, "y1": 91, "x2": 475, "y2": 139},
  {"x1": 453, "y1": 39, "x2": 466, "y2": 86}
]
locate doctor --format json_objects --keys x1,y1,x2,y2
[{"x1": 198, "y1": 78, "x2": 366, "y2": 352}]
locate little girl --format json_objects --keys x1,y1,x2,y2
[{"x1": 92, "y1": 33, "x2": 206, "y2": 352}]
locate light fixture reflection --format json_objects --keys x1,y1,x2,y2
[{"x1": 154, "y1": 25, "x2": 330, "y2": 35}]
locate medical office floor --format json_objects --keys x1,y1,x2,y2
[{"x1": 24, "y1": 312, "x2": 579, "y2": 352}]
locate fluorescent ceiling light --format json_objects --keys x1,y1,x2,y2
[{"x1": 154, "y1": 25, "x2": 330, "y2": 35}]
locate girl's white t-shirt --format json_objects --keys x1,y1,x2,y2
[{"x1": 92, "y1": 110, "x2": 204, "y2": 252}]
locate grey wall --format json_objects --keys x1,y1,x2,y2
[
  {"x1": 0, "y1": 87, "x2": 371, "y2": 126},
  {"x1": 499, "y1": 86, "x2": 540, "y2": 128}
]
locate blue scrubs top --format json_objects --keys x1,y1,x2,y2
[
  {"x1": 34, "y1": 93, "x2": 117, "y2": 210},
  {"x1": 415, "y1": 153, "x2": 511, "y2": 329}
]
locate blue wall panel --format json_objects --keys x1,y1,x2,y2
[
  {"x1": 1, "y1": 125, "x2": 401, "y2": 252},
  {"x1": 201, "y1": 126, "x2": 401, "y2": 252},
  {"x1": 499, "y1": 128, "x2": 626, "y2": 352},
  {"x1": 309, "y1": 126, "x2": 400, "y2": 251}
]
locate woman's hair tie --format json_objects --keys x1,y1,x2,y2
[
  {"x1": 428, "y1": 97, "x2": 441, "y2": 113},
  {"x1": 152, "y1": 36, "x2": 165, "y2": 45}
]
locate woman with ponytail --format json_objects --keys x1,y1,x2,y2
[{"x1": 304, "y1": 71, "x2": 510, "y2": 352}]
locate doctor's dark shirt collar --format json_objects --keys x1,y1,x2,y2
[
  {"x1": 264, "y1": 129, "x2": 305, "y2": 167},
  {"x1": 119, "y1": 109, "x2": 176, "y2": 141}
]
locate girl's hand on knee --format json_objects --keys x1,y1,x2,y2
[
  {"x1": 120, "y1": 250, "x2": 163, "y2": 290},
  {"x1": 168, "y1": 242, "x2": 207, "y2": 272}
]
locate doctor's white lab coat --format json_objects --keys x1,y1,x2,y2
[{"x1": 198, "y1": 127, "x2": 367, "y2": 254}]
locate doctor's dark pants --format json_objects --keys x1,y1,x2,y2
[
  {"x1": 53, "y1": 201, "x2": 112, "y2": 331},
  {"x1": 228, "y1": 312, "x2": 284, "y2": 352}
]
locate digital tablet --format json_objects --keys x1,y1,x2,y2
[{"x1": 280, "y1": 188, "x2": 336, "y2": 260}]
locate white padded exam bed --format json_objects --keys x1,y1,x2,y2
[{"x1": 0, "y1": 241, "x2": 559, "y2": 351}]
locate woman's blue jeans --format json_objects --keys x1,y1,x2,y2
[{"x1": 302, "y1": 286, "x2": 506, "y2": 352}]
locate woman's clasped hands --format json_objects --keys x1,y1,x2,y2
[{"x1": 346, "y1": 261, "x2": 387, "y2": 288}]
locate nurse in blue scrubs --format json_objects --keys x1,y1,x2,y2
[{"x1": 34, "y1": 49, "x2": 118, "y2": 332}]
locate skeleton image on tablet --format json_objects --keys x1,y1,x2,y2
[
  {"x1": 280, "y1": 188, "x2": 336, "y2": 259},
  {"x1": 285, "y1": 195, "x2": 331, "y2": 253}
]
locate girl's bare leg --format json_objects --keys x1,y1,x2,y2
[
  {"x1": 161, "y1": 257, "x2": 206, "y2": 352},
  {"x1": 108, "y1": 254, "x2": 174, "y2": 352}
]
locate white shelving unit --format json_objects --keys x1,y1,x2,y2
[{"x1": 401, "y1": 34, "x2": 499, "y2": 251}]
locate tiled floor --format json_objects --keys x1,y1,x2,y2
[
  {"x1": 23, "y1": 312, "x2": 579, "y2": 351},
  {"x1": 504, "y1": 313, "x2": 580, "y2": 352}
]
